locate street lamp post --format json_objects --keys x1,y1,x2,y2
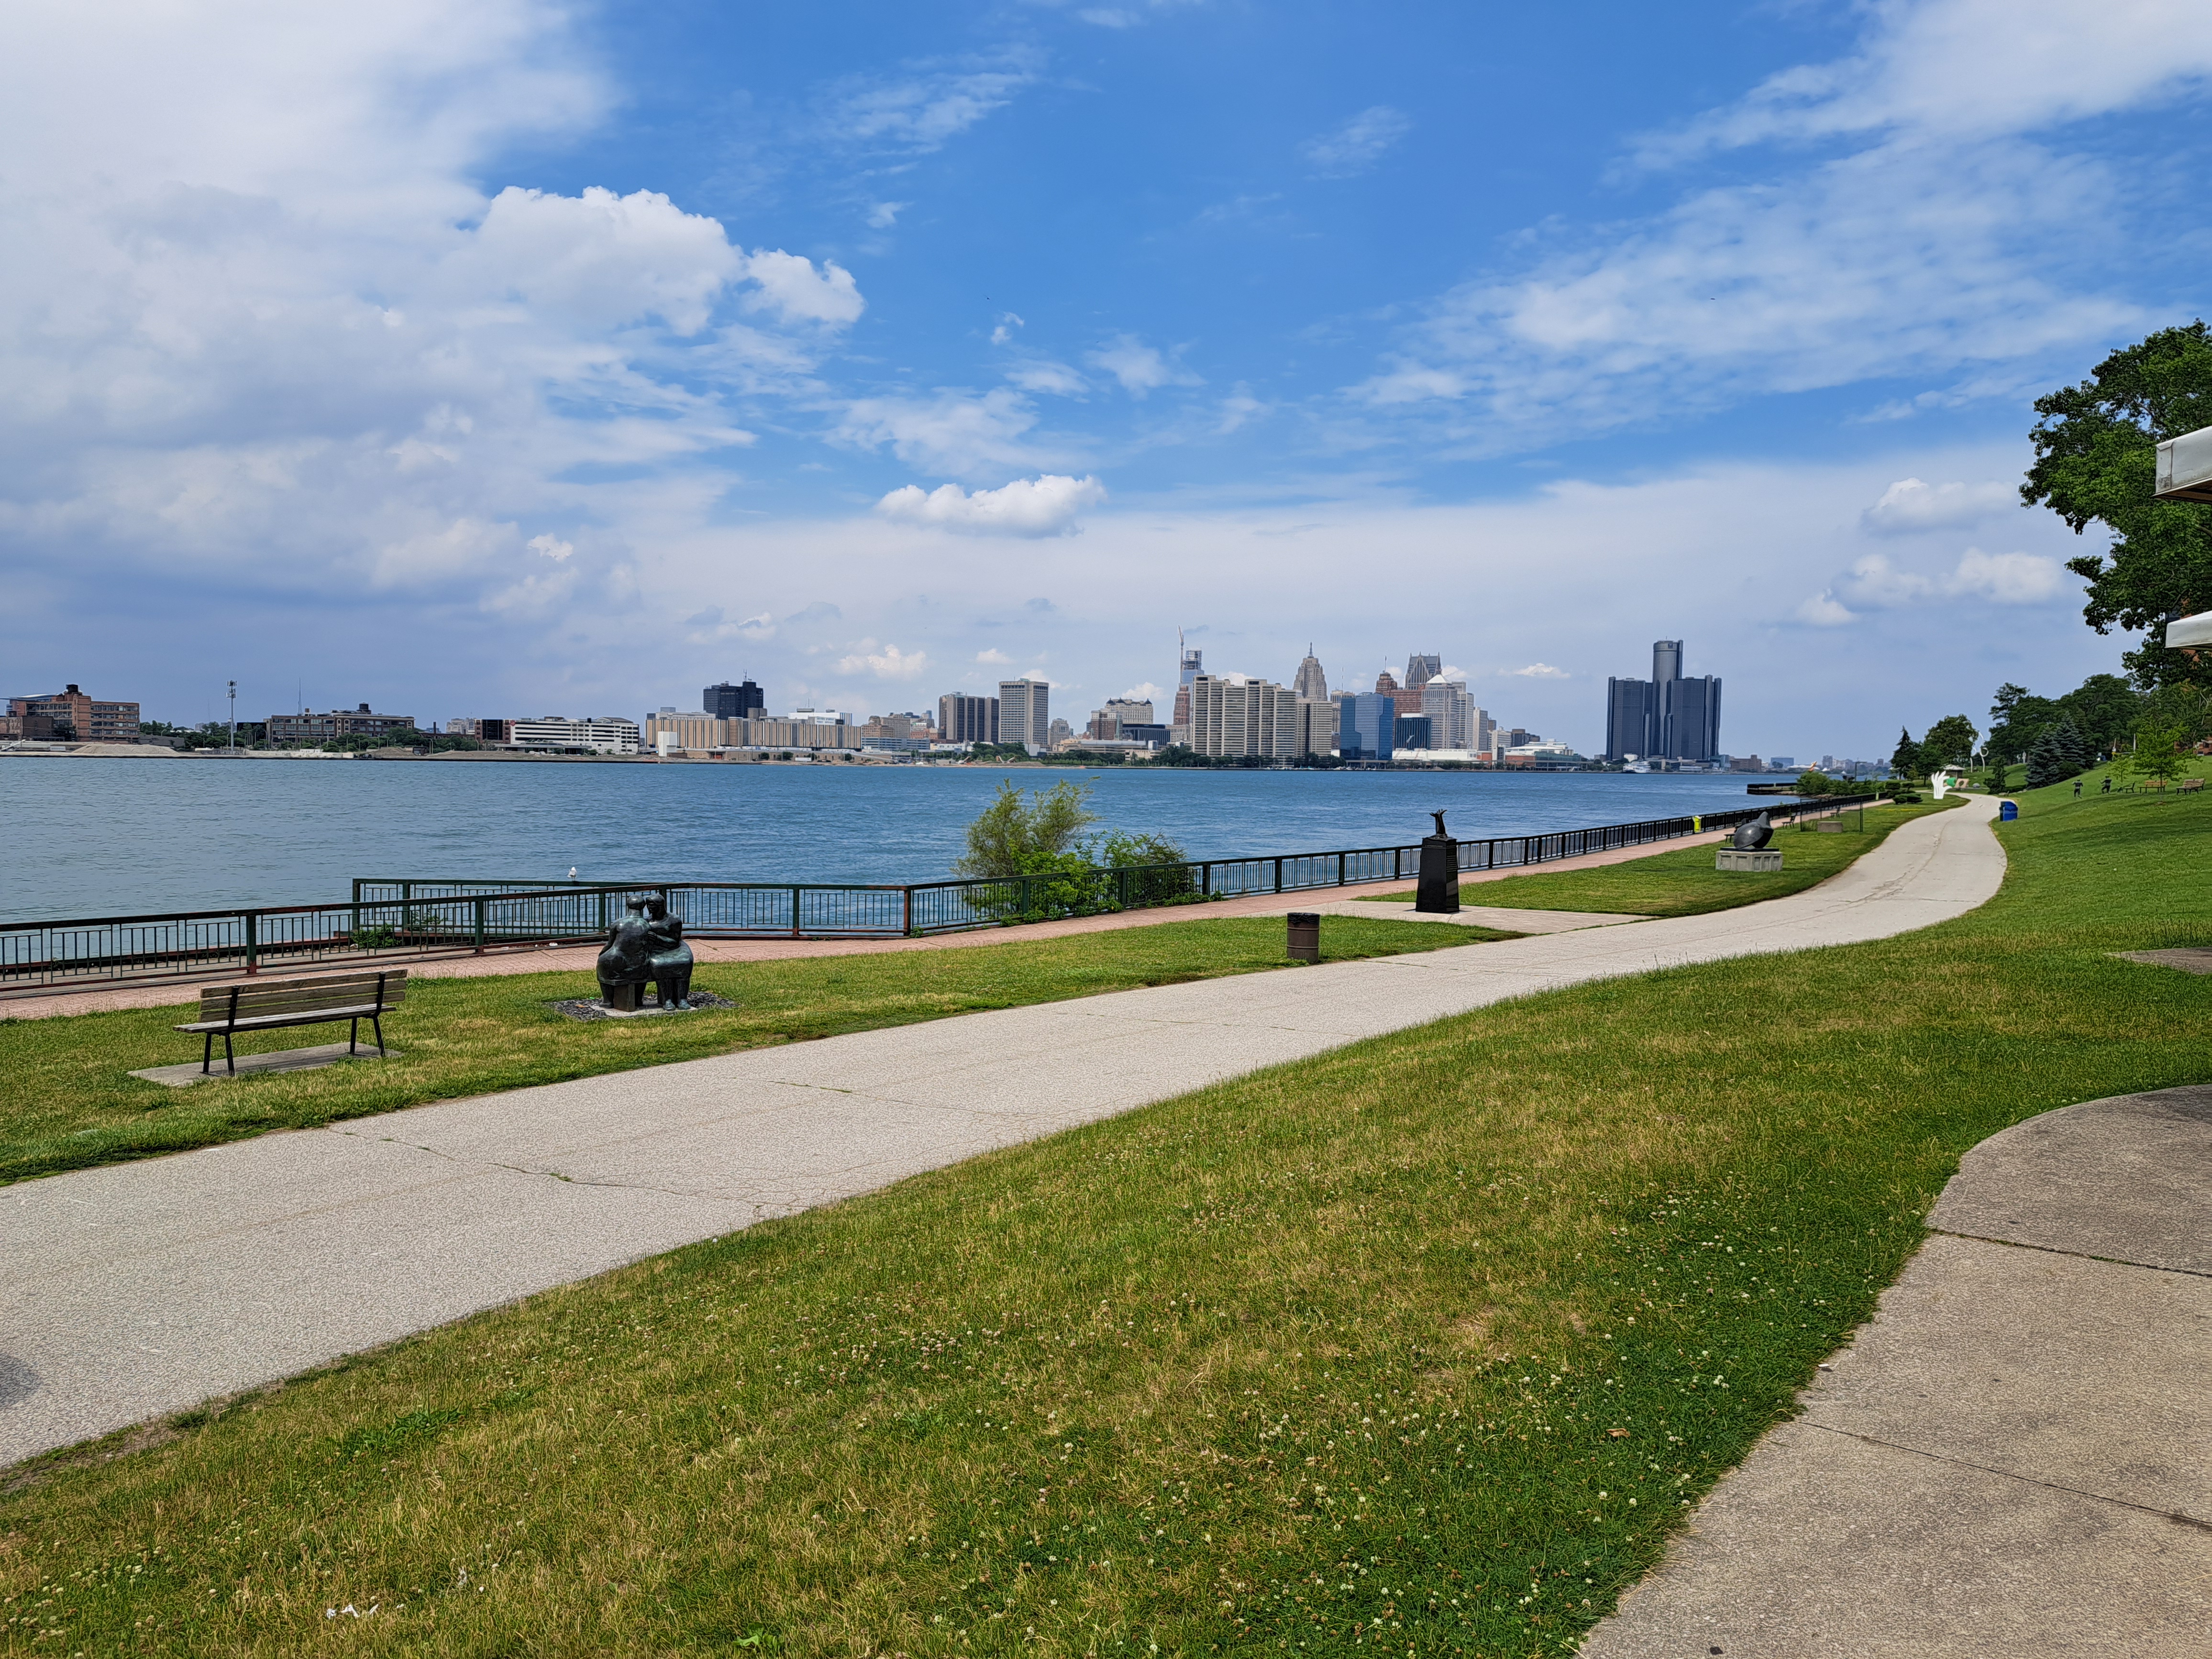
[{"x1": 227, "y1": 680, "x2": 236, "y2": 755}]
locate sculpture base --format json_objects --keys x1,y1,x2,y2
[
  {"x1": 1715, "y1": 848, "x2": 1783, "y2": 873},
  {"x1": 601, "y1": 981, "x2": 644, "y2": 1012},
  {"x1": 1414, "y1": 835, "x2": 1461, "y2": 914}
]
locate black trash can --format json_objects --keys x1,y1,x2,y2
[{"x1": 1287, "y1": 912, "x2": 1321, "y2": 962}]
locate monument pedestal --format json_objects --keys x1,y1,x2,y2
[
  {"x1": 1415, "y1": 835, "x2": 1460, "y2": 913},
  {"x1": 601, "y1": 981, "x2": 645, "y2": 1012},
  {"x1": 1715, "y1": 848, "x2": 1783, "y2": 873}
]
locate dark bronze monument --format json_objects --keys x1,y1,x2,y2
[
  {"x1": 1732, "y1": 810, "x2": 1775, "y2": 850},
  {"x1": 1415, "y1": 809, "x2": 1461, "y2": 914},
  {"x1": 595, "y1": 895, "x2": 696, "y2": 1011}
]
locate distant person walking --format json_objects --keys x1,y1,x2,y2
[{"x1": 2074, "y1": 777, "x2": 2083, "y2": 797}]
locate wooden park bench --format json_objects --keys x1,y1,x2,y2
[
  {"x1": 176, "y1": 970, "x2": 406, "y2": 1076},
  {"x1": 2181, "y1": 777, "x2": 2204, "y2": 793}
]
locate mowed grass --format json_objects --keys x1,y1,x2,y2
[
  {"x1": 0, "y1": 915, "x2": 1505, "y2": 1188},
  {"x1": 3, "y1": 786, "x2": 2210, "y2": 1657},
  {"x1": 1360, "y1": 798, "x2": 1954, "y2": 917}
]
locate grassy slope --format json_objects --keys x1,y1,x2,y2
[
  {"x1": 1360, "y1": 798, "x2": 1954, "y2": 917},
  {"x1": 2, "y1": 785, "x2": 2208, "y2": 1658},
  {"x1": 0, "y1": 916, "x2": 1505, "y2": 1189}
]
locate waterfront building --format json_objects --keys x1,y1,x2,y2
[
  {"x1": 1047, "y1": 716, "x2": 1073, "y2": 747},
  {"x1": 1420, "y1": 679, "x2": 1482, "y2": 750},
  {"x1": 1294, "y1": 697, "x2": 1338, "y2": 758},
  {"x1": 1170, "y1": 636, "x2": 1203, "y2": 744},
  {"x1": 1394, "y1": 713, "x2": 1433, "y2": 751},
  {"x1": 705, "y1": 679, "x2": 766, "y2": 720},
  {"x1": 1403, "y1": 654, "x2": 1440, "y2": 693},
  {"x1": 1115, "y1": 723, "x2": 1169, "y2": 750},
  {"x1": 938, "y1": 693, "x2": 998, "y2": 745},
  {"x1": 1188, "y1": 674, "x2": 1297, "y2": 759},
  {"x1": 446, "y1": 718, "x2": 513, "y2": 742},
  {"x1": 1291, "y1": 647, "x2": 1328, "y2": 703},
  {"x1": 1373, "y1": 667, "x2": 1401, "y2": 698},
  {"x1": 1604, "y1": 639, "x2": 1722, "y2": 761},
  {"x1": 998, "y1": 679, "x2": 1051, "y2": 752},
  {"x1": 1336, "y1": 691, "x2": 1395, "y2": 761},
  {"x1": 509, "y1": 716, "x2": 641, "y2": 754},
  {"x1": 9, "y1": 684, "x2": 141, "y2": 743},
  {"x1": 266, "y1": 703, "x2": 413, "y2": 746}
]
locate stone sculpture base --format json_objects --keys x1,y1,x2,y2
[
  {"x1": 601, "y1": 981, "x2": 645, "y2": 1012},
  {"x1": 1715, "y1": 848, "x2": 1783, "y2": 873}
]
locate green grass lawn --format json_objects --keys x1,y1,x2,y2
[
  {"x1": 3, "y1": 782, "x2": 2208, "y2": 1657},
  {"x1": 0, "y1": 916, "x2": 1508, "y2": 1190},
  {"x1": 1359, "y1": 797, "x2": 1955, "y2": 917}
]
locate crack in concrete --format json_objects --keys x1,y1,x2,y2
[{"x1": 1926, "y1": 1228, "x2": 2212, "y2": 1280}]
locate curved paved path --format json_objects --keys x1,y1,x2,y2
[
  {"x1": 0, "y1": 799, "x2": 2002, "y2": 1468},
  {"x1": 1582, "y1": 1083, "x2": 2212, "y2": 1658}
]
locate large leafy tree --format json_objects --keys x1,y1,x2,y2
[
  {"x1": 2023, "y1": 322, "x2": 2212, "y2": 686},
  {"x1": 1921, "y1": 713, "x2": 1979, "y2": 766}
]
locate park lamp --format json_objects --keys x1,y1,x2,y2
[{"x1": 2152, "y1": 424, "x2": 2212, "y2": 651}]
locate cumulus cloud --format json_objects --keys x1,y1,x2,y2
[
  {"x1": 1803, "y1": 546, "x2": 2067, "y2": 620},
  {"x1": 874, "y1": 474, "x2": 1107, "y2": 536},
  {"x1": 739, "y1": 248, "x2": 865, "y2": 326},
  {"x1": 1086, "y1": 336, "x2": 1200, "y2": 398},
  {"x1": 1119, "y1": 681, "x2": 1164, "y2": 701},
  {"x1": 1861, "y1": 476, "x2": 2016, "y2": 534},
  {"x1": 865, "y1": 201, "x2": 907, "y2": 229},
  {"x1": 991, "y1": 311, "x2": 1024, "y2": 345},
  {"x1": 527, "y1": 532, "x2": 575, "y2": 561},
  {"x1": 1300, "y1": 106, "x2": 1412, "y2": 178},
  {"x1": 975, "y1": 648, "x2": 1013, "y2": 664},
  {"x1": 834, "y1": 640, "x2": 930, "y2": 679},
  {"x1": 1507, "y1": 663, "x2": 1569, "y2": 678}
]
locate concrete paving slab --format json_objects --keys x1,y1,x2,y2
[
  {"x1": 1284, "y1": 900, "x2": 1649, "y2": 931},
  {"x1": 2117, "y1": 946, "x2": 2212, "y2": 975},
  {"x1": 128, "y1": 1041, "x2": 400, "y2": 1086},
  {"x1": 1581, "y1": 1082, "x2": 2212, "y2": 1659},
  {"x1": 1805, "y1": 1234, "x2": 2212, "y2": 1517},
  {"x1": 1927, "y1": 1084, "x2": 2212, "y2": 1273},
  {"x1": 0, "y1": 798, "x2": 2004, "y2": 1469},
  {"x1": 1582, "y1": 1419, "x2": 2212, "y2": 1659}
]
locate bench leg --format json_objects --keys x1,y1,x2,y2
[
  {"x1": 350, "y1": 1017, "x2": 359, "y2": 1055},
  {"x1": 371, "y1": 1015, "x2": 386, "y2": 1058},
  {"x1": 224, "y1": 1033, "x2": 235, "y2": 1076},
  {"x1": 203, "y1": 1032, "x2": 214, "y2": 1075}
]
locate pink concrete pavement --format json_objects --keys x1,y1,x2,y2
[{"x1": 2, "y1": 825, "x2": 1746, "y2": 1020}]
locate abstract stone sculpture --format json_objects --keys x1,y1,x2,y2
[
  {"x1": 1732, "y1": 810, "x2": 1775, "y2": 851},
  {"x1": 645, "y1": 897, "x2": 695, "y2": 1009},
  {"x1": 596, "y1": 897, "x2": 655, "y2": 1011}
]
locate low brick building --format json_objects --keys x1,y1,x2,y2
[{"x1": 7, "y1": 685, "x2": 140, "y2": 742}]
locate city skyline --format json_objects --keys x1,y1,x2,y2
[{"x1": 4, "y1": 2, "x2": 2198, "y2": 754}]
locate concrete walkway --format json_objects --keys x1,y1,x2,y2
[
  {"x1": 1583, "y1": 1083, "x2": 2212, "y2": 1658},
  {"x1": 0, "y1": 799, "x2": 2002, "y2": 1468}
]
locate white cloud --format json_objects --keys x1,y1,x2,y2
[
  {"x1": 527, "y1": 532, "x2": 574, "y2": 561},
  {"x1": 818, "y1": 52, "x2": 1040, "y2": 153},
  {"x1": 834, "y1": 641, "x2": 929, "y2": 679},
  {"x1": 1004, "y1": 359, "x2": 1089, "y2": 397},
  {"x1": 1346, "y1": 1, "x2": 2169, "y2": 446},
  {"x1": 739, "y1": 249, "x2": 865, "y2": 327},
  {"x1": 990, "y1": 311, "x2": 1024, "y2": 345},
  {"x1": 1300, "y1": 106, "x2": 1412, "y2": 178},
  {"x1": 1795, "y1": 591, "x2": 1858, "y2": 627},
  {"x1": 1861, "y1": 476, "x2": 2016, "y2": 534},
  {"x1": 462, "y1": 186, "x2": 741, "y2": 334},
  {"x1": 836, "y1": 389, "x2": 1053, "y2": 476},
  {"x1": 976, "y1": 648, "x2": 1012, "y2": 664},
  {"x1": 1215, "y1": 386, "x2": 1264, "y2": 433},
  {"x1": 865, "y1": 201, "x2": 907, "y2": 229},
  {"x1": 1086, "y1": 336, "x2": 1200, "y2": 398},
  {"x1": 1507, "y1": 663, "x2": 1569, "y2": 678},
  {"x1": 1642, "y1": 0, "x2": 2212, "y2": 161},
  {"x1": 1821, "y1": 546, "x2": 2066, "y2": 613},
  {"x1": 875, "y1": 474, "x2": 1107, "y2": 537},
  {"x1": 1118, "y1": 681, "x2": 1164, "y2": 701}
]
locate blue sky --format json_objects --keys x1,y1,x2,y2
[{"x1": 5, "y1": 0, "x2": 2211, "y2": 754}]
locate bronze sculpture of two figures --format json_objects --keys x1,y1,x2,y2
[{"x1": 595, "y1": 896, "x2": 695, "y2": 1011}]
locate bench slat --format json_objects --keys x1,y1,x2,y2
[
  {"x1": 176, "y1": 1004, "x2": 393, "y2": 1035},
  {"x1": 198, "y1": 985, "x2": 409, "y2": 1012}
]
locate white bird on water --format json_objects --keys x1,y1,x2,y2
[{"x1": 567, "y1": 866, "x2": 578, "y2": 880}]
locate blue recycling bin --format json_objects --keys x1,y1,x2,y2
[{"x1": 1999, "y1": 800, "x2": 2018, "y2": 821}]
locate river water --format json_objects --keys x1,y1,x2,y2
[{"x1": 2, "y1": 756, "x2": 1791, "y2": 921}]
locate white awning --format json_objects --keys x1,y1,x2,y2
[
  {"x1": 2154, "y1": 425, "x2": 2212, "y2": 501},
  {"x1": 2167, "y1": 609, "x2": 2212, "y2": 649}
]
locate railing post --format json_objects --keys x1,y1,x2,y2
[
  {"x1": 1338, "y1": 851, "x2": 1347, "y2": 887},
  {"x1": 243, "y1": 910, "x2": 259, "y2": 976},
  {"x1": 474, "y1": 896, "x2": 487, "y2": 955},
  {"x1": 791, "y1": 885, "x2": 803, "y2": 940},
  {"x1": 1274, "y1": 856, "x2": 1283, "y2": 893},
  {"x1": 903, "y1": 885, "x2": 914, "y2": 936}
]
